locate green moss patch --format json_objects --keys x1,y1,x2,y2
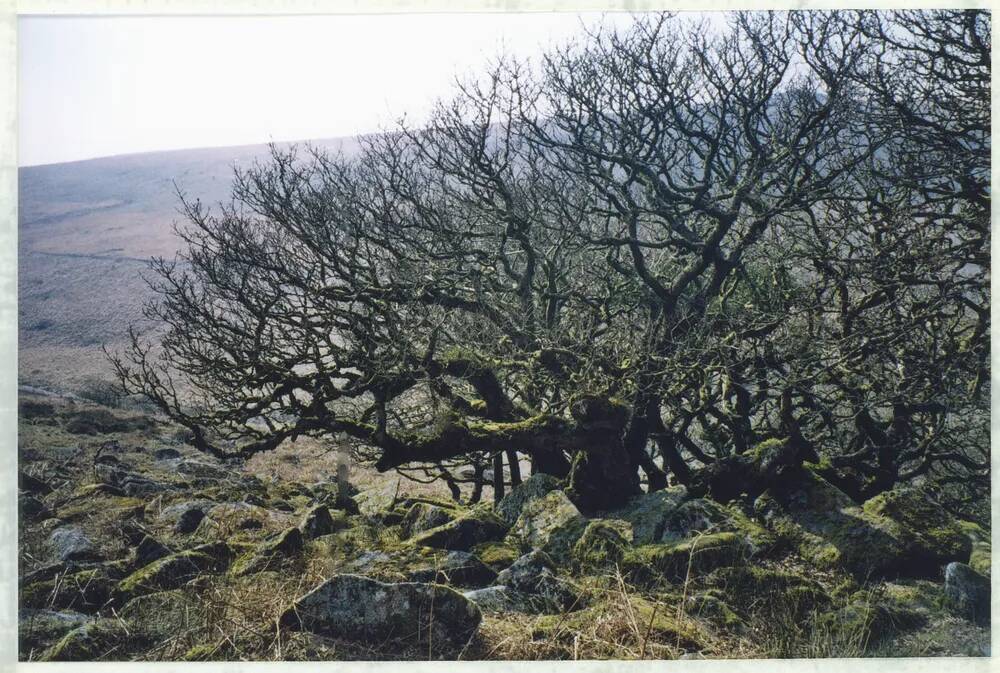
[{"x1": 623, "y1": 532, "x2": 747, "y2": 586}]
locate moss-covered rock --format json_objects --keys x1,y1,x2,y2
[
  {"x1": 40, "y1": 619, "x2": 130, "y2": 661},
  {"x1": 609, "y1": 486, "x2": 688, "y2": 544},
  {"x1": 406, "y1": 550, "x2": 497, "y2": 588},
  {"x1": 705, "y1": 565, "x2": 833, "y2": 620},
  {"x1": 495, "y1": 550, "x2": 583, "y2": 613},
  {"x1": 685, "y1": 592, "x2": 746, "y2": 633},
  {"x1": 761, "y1": 470, "x2": 952, "y2": 580},
  {"x1": 956, "y1": 520, "x2": 990, "y2": 577},
  {"x1": 119, "y1": 589, "x2": 199, "y2": 641},
  {"x1": 943, "y1": 562, "x2": 990, "y2": 626},
  {"x1": 471, "y1": 540, "x2": 520, "y2": 571},
  {"x1": 410, "y1": 507, "x2": 509, "y2": 551},
  {"x1": 399, "y1": 502, "x2": 455, "y2": 539},
  {"x1": 508, "y1": 490, "x2": 586, "y2": 558},
  {"x1": 280, "y1": 574, "x2": 482, "y2": 654},
  {"x1": 229, "y1": 527, "x2": 303, "y2": 576},
  {"x1": 115, "y1": 542, "x2": 231, "y2": 602},
  {"x1": 530, "y1": 594, "x2": 710, "y2": 652},
  {"x1": 495, "y1": 473, "x2": 562, "y2": 526},
  {"x1": 571, "y1": 519, "x2": 632, "y2": 572},
  {"x1": 21, "y1": 568, "x2": 115, "y2": 613},
  {"x1": 18, "y1": 609, "x2": 90, "y2": 655},
  {"x1": 862, "y1": 488, "x2": 972, "y2": 574},
  {"x1": 299, "y1": 505, "x2": 347, "y2": 539},
  {"x1": 622, "y1": 533, "x2": 748, "y2": 586}
]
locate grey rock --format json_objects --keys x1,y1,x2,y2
[
  {"x1": 495, "y1": 473, "x2": 561, "y2": 525},
  {"x1": 610, "y1": 486, "x2": 688, "y2": 544},
  {"x1": 133, "y1": 535, "x2": 171, "y2": 568},
  {"x1": 410, "y1": 509, "x2": 509, "y2": 551},
  {"x1": 945, "y1": 562, "x2": 990, "y2": 626},
  {"x1": 462, "y1": 585, "x2": 525, "y2": 612},
  {"x1": 19, "y1": 470, "x2": 53, "y2": 495},
  {"x1": 174, "y1": 508, "x2": 205, "y2": 534},
  {"x1": 495, "y1": 551, "x2": 583, "y2": 613},
  {"x1": 175, "y1": 458, "x2": 230, "y2": 479},
  {"x1": 280, "y1": 574, "x2": 481, "y2": 651},
  {"x1": 658, "y1": 498, "x2": 732, "y2": 544},
  {"x1": 407, "y1": 550, "x2": 498, "y2": 588},
  {"x1": 18, "y1": 609, "x2": 90, "y2": 655},
  {"x1": 96, "y1": 464, "x2": 172, "y2": 497},
  {"x1": 300, "y1": 505, "x2": 346, "y2": 539},
  {"x1": 48, "y1": 527, "x2": 97, "y2": 562},
  {"x1": 230, "y1": 527, "x2": 303, "y2": 576},
  {"x1": 154, "y1": 448, "x2": 181, "y2": 461},
  {"x1": 157, "y1": 500, "x2": 215, "y2": 527},
  {"x1": 20, "y1": 493, "x2": 51, "y2": 521},
  {"x1": 508, "y1": 490, "x2": 586, "y2": 555},
  {"x1": 401, "y1": 502, "x2": 454, "y2": 539},
  {"x1": 348, "y1": 551, "x2": 392, "y2": 573}
]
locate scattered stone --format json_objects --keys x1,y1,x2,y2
[
  {"x1": 157, "y1": 500, "x2": 215, "y2": 528},
  {"x1": 571, "y1": 519, "x2": 632, "y2": 571},
  {"x1": 48, "y1": 526, "x2": 97, "y2": 562},
  {"x1": 407, "y1": 550, "x2": 498, "y2": 588},
  {"x1": 22, "y1": 562, "x2": 75, "y2": 587},
  {"x1": 40, "y1": 619, "x2": 129, "y2": 661},
  {"x1": 462, "y1": 585, "x2": 522, "y2": 612},
  {"x1": 354, "y1": 487, "x2": 399, "y2": 517},
  {"x1": 623, "y1": 532, "x2": 748, "y2": 586},
  {"x1": 133, "y1": 535, "x2": 172, "y2": 568},
  {"x1": 471, "y1": 541, "x2": 520, "y2": 572},
  {"x1": 18, "y1": 609, "x2": 90, "y2": 655},
  {"x1": 175, "y1": 459, "x2": 229, "y2": 480},
  {"x1": 229, "y1": 527, "x2": 303, "y2": 576},
  {"x1": 299, "y1": 505, "x2": 346, "y2": 539},
  {"x1": 119, "y1": 589, "x2": 197, "y2": 641},
  {"x1": 19, "y1": 470, "x2": 53, "y2": 495},
  {"x1": 610, "y1": 486, "x2": 688, "y2": 545},
  {"x1": 494, "y1": 551, "x2": 582, "y2": 613},
  {"x1": 944, "y1": 562, "x2": 990, "y2": 626},
  {"x1": 400, "y1": 502, "x2": 455, "y2": 539},
  {"x1": 20, "y1": 493, "x2": 51, "y2": 521},
  {"x1": 761, "y1": 469, "x2": 954, "y2": 579},
  {"x1": 658, "y1": 498, "x2": 732, "y2": 544},
  {"x1": 348, "y1": 551, "x2": 393, "y2": 573},
  {"x1": 95, "y1": 465, "x2": 173, "y2": 497},
  {"x1": 154, "y1": 448, "x2": 181, "y2": 461},
  {"x1": 410, "y1": 508, "x2": 509, "y2": 551},
  {"x1": 175, "y1": 507, "x2": 206, "y2": 535},
  {"x1": 495, "y1": 473, "x2": 562, "y2": 525},
  {"x1": 508, "y1": 490, "x2": 587, "y2": 557},
  {"x1": 21, "y1": 568, "x2": 116, "y2": 613},
  {"x1": 115, "y1": 542, "x2": 231, "y2": 602},
  {"x1": 862, "y1": 488, "x2": 972, "y2": 573},
  {"x1": 280, "y1": 574, "x2": 481, "y2": 652}
]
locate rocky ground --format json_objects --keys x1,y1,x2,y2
[{"x1": 17, "y1": 393, "x2": 992, "y2": 661}]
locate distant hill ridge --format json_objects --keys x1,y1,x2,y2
[{"x1": 18, "y1": 136, "x2": 361, "y2": 394}]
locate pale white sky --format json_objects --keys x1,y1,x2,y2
[{"x1": 19, "y1": 12, "x2": 650, "y2": 166}]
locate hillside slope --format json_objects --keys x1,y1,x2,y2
[{"x1": 18, "y1": 138, "x2": 359, "y2": 393}]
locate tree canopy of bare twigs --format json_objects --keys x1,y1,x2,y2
[{"x1": 109, "y1": 10, "x2": 990, "y2": 515}]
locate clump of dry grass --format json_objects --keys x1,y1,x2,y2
[{"x1": 472, "y1": 568, "x2": 716, "y2": 660}]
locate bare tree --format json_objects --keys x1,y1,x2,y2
[{"x1": 109, "y1": 10, "x2": 989, "y2": 514}]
